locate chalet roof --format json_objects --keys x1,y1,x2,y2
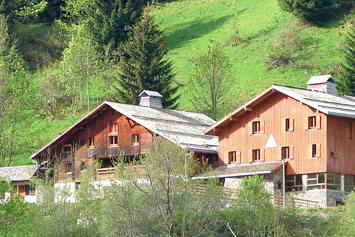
[
  {"x1": 139, "y1": 90, "x2": 163, "y2": 98},
  {"x1": 206, "y1": 84, "x2": 355, "y2": 134},
  {"x1": 307, "y1": 75, "x2": 334, "y2": 85},
  {"x1": 192, "y1": 161, "x2": 285, "y2": 179},
  {"x1": 0, "y1": 165, "x2": 37, "y2": 182},
  {"x1": 30, "y1": 101, "x2": 218, "y2": 159}
]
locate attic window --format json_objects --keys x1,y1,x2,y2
[
  {"x1": 62, "y1": 145, "x2": 71, "y2": 154},
  {"x1": 308, "y1": 116, "x2": 316, "y2": 129},
  {"x1": 110, "y1": 123, "x2": 118, "y2": 133},
  {"x1": 132, "y1": 134, "x2": 139, "y2": 146},
  {"x1": 252, "y1": 121, "x2": 260, "y2": 134}
]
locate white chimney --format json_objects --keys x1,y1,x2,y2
[
  {"x1": 307, "y1": 75, "x2": 338, "y2": 96},
  {"x1": 139, "y1": 90, "x2": 163, "y2": 109}
]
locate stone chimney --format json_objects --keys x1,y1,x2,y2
[
  {"x1": 139, "y1": 90, "x2": 163, "y2": 109},
  {"x1": 307, "y1": 75, "x2": 338, "y2": 96}
]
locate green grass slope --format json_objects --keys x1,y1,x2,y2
[{"x1": 151, "y1": 0, "x2": 349, "y2": 115}]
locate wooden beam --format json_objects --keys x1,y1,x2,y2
[
  {"x1": 229, "y1": 116, "x2": 238, "y2": 121},
  {"x1": 213, "y1": 128, "x2": 220, "y2": 133},
  {"x1": 244, "y1": 106, "x2": 253, "y2": 112}
]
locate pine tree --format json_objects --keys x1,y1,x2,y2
[
  {"x1": 338, "y1": 24, "x2": 355, "y2": 96},
  {"x1": 110, "y1": 13, "x2": 179, "y2": 108}
]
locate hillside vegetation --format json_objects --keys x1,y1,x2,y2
[{"x1": 2, "y1": 0, "x2": 353, "y2": 165}]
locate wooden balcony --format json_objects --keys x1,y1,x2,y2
[{"x1": 88, "y1": 145, "x2": 141, "y2": 158}]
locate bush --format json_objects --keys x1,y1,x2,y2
[{"x1": 278, "y1": 0, "x2": 353, "y2": 23}]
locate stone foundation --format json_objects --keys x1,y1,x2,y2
[{"x1": 287, "y1": 189, "x2": 348, "y2": 207}]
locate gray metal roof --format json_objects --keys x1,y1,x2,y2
[
  {"x1": 193, "y1": 161, "x2": 285, "y2": 179},
  {"x1": 106, "y1": 102, "x2": 218, "y2": 153},
  {"x1": 307, "y1": 75, "x2": 334, "y2": 85},
  {"x1": 138, "y1": 90, "x2": 163, "y2": 98},
  {"x1": 0, "y1": 165, "x2": 37, "y2": 182},
  {"x1": 30, "y1": 101, "x2": 218, "y2": 159},
  {"x1": 274, "y1": 85, "x2": 355, "y2": 119}
]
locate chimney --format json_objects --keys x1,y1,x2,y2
[
  {"x1": 307, "y1": 75, "x2": 338, "y2": 96},
  {"x1": 139, "y1": 90, "x2": 163, "y2": 109}
]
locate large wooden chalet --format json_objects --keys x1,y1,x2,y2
[
  {"x1": 30, "y1": 91, "x2": 218, "y2": 196},
  {"x1": 204, "y1": 75, "x2": 355, "y2": 207}
]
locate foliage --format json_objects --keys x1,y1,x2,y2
[
  {"x1": 278, "y1": 0, "x2": 352, "y2": 23},
  {"x1": 265, "y1": 22, "x2": 309, "y2": 69},
  {"x1": 63, "y1": 0, "x2": 147, "y2": 56},
  {"x1": 188, "y1": 41, "x2": 232, "y2": 120},
  {"x1": 337, "y1": 22, "x2": 355, "y2": 96},
  {"x1": 340, "y1": 191, "x2": 355, "y2": 236},
  {"x1": 110, "y1": 13, "x2": 179, "y2": 108}
]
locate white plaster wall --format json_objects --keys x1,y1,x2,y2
[
  {"x1": 54, "y1": 182, "x2": 76, "y2": 203},
  {"x1": 24, "y1": 195, "x2": 36, "y2": 203}
]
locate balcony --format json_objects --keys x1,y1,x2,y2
[{"x1": 88, "y1": 145, "x2": 141, "y2": 158}]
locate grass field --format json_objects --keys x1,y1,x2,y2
[{"x1": 151, "y1": 0, "x2": 349, "y2": 115}]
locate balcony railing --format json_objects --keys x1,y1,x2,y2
[{"x1": 88, "y1": 145, "x2": 141, "y2": 158}]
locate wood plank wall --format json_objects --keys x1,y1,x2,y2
[
  {"x1": 56, "y1": 106, "x2": 153, "y2": 183},
  {"x1": 327, "y1": 115, "x2": 355, "y2": 175},
  {"x1": 218, "y1": 93, "x2": 327, "y2": 175}
]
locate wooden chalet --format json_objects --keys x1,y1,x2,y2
[
  {"x1": 205, "y1": 75, "x2": 355, "y2": 206},
  {"x1": 0, "y1": 165, "x2": 37, "y2": 203},
  {"x1": 30, "y1": 91, "x2": 218, "y2": 194}
]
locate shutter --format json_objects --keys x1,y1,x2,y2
[
  {"x1": 260, "y1": 149, "x2": 265, "y2": 161},
  {"x1": 290, "y1": 119, "x2": 294, "y2": 131},
  {"x1": 316, "y1": 144, "x2": 321, "y2": 157},
  {"x1": 304, "y1": 118, "x2": 309, "y2": 130},
  {"x1": 281, "y1": 119, "x2": 286, "y2": 132},
  {"x1": 224, "y1": 152, "x2": 228, "y2": 162},
  {"x1": 260, "y1": 121, "x2": 265, "y2": 134},
  {"x1": 316, "y1": 116, "x2": 321, "y2": 129},
  {"x1": 290, "y1": 146, "x2": 294, "y2": 159},
  {"x1": 248, "y1": 150, "x2": 252, "y2": 163},
  {"x1": 278, "y1": 147, "x2": 282, "y2": 160},
  {"x1": 308, "y1": 145, "x2": 313, "y2": 158},
  {"x1": 236, "y1": 151, "x2": 241, "y2": 164},
  {"x1": 248, "y1": 122, "x2": 253, "y2": 135}
]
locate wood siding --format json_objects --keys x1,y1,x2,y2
[
  {"x1": 55, "y1": 106, "x2": 153, "y2": 183},
  {"x1": 327, "y1": 116, "x2": 355, "y2": 175},
  {"x1": 218, "y1": 93, "x2": 327, "y2": 175}
]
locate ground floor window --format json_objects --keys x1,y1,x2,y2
[
  {"x1": 327, "y1": 173, "x2": 341, "y2": 191},
  {"x1": 307, "y1": 173, "x2": 325, "y2": 190},
  {"x1": 344, "y1": 175, "x2": 355, "y2": 192},
  {"x1": 285, "y1": 175, "x2": 303, "y2": 191}
]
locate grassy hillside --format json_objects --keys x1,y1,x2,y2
[
  {"x1": 151, "y1": 0, "x2": 349, "y2": 113},
  {"x1": 13, "y1": 0, "x2": 352, "y2": 166}
]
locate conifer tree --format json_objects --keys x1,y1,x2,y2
[
  {"x1": 110, "y1": 13, "x2": 179, "y2": 108},
  {"x1": 338, "y1": 24, "x2": 355, "y2": 96}
]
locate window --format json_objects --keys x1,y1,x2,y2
[
  {"x1": 308, "y1": 116, "x2": 316, "y2": 129},
  {"x1": 282, "y1": 118, "x2": 294, "y2": 132},
  {"x1": 344, "y1": 175, "x2": 355, "y2": 192},
  {"x1": 252, "y1": 149, "x2": 260, "y2": 161},
  {"x1": 65, "y1": 163, "x2": 72, "y2": 173},
  {"x1": 285, "y1": 175, "x2": 303, "y2": 191},
  {"x1": 110, "y1": 136, "x2": 118, "y2": 146},
  {"x1": 88, "y1": 137, "x2": 94, "y2": 148},
  {"x1": 25, "y1": 185, "x2": 35, "y2": 196},
  {"x1": 282, "y1": 146, "x2": 289, "y2": 159},
  {"x1": 252, "y1": 121, "x2": 260, "y2": 134},
  {"x1": 311, "y1": 144, "x2": 317, "y2": 158},
  {"x1": 62, "y1": 144, "x2": 71, "y2": 154},
  {"x1": 327, "y1": 173, "x2": 341, "y2": 191},
  {"x1": 307, "y1": 173, "x2": 325, "y2": 190},
  {"x1": 132, "y1": 134, "x2": 139, "y2": 145},
  {"x1": 346, "y1": 121, "x2": 352, "y2": 140},
  {"x1": 110, "y1": 123, "x2": 118, "y2": 133},
  {"x1": 228, "y1": 151, "x2": 236, "y2": 164}
]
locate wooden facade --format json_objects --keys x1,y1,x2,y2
[
  {"x1": 211, "y1": 91, "x2": 355, "y2": 176},
  {"x1": 53, "y1": 105, "x2": 154, "y2": 183}
]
